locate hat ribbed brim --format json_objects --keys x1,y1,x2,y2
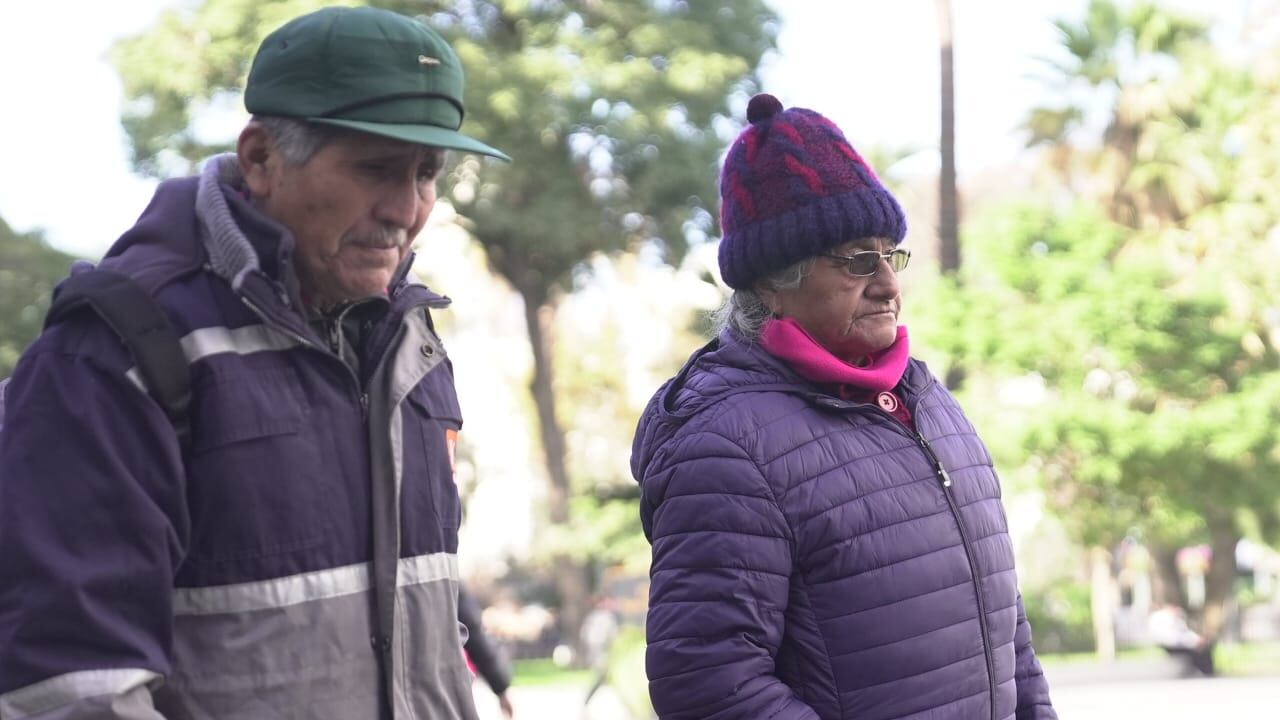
[{"x1": 718, "y1": 187, "x2": 907, "y2": 290}]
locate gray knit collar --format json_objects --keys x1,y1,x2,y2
[{"x1": 194, "y1": 153, "x2": 261, "y2": 292}]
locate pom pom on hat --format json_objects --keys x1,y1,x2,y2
[
  {"x1": 746, "y1": 93, "x2": 783, "y2": 124},
  {"x1": 716, "y1": 96, "x2": 908, "y2": 290}
]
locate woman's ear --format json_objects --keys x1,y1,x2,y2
[{"x1": 755, "y1": 283, "x2": 783, "y2": 317}]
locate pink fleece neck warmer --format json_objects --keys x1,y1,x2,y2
[{"x1": 759, "y1": 317, "x2": 910, "y2": 392}]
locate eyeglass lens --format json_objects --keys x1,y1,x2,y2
[{"x1": 850, "y1": 249, "x2": 909, "y2": 275}]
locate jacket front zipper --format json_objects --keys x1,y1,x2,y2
[
  {"x1": 241, "y1": 286, "x2": 432, "y2": 719},
  {"x1": 819, "y1": 388, "x2": 1000, "y2": 720},
  {"x1": 916, "y1": 430, "x2": 997, "y2": 720},
  {"x1": 239, "y1": 294, "x2": 366, "y2": 408}
]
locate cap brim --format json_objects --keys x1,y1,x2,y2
[{"x1": 309, "y1": 118, "x2": 511, "y2": 162}]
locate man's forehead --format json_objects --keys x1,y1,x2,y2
[{"x1": 339, "y1": 131, "x2": 447, "y2": 160}]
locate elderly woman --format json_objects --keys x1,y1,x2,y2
[{"x1": 631, "y1": 95, "x2": 1057, "y2": 720}]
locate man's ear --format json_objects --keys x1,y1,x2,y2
[{"x1": 237, "y1": 122, "x2": 276, "y2": 198}]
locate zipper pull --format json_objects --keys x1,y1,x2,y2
[
  {"x1": 916, "y1": 432, "x2": 953, "y2": 488},
  {"x1": 360, "y1": 393, "x2": 369, "y2": 419},
  {"x1": 328, "y1": 320, "x2": 343, "y2": 356}
]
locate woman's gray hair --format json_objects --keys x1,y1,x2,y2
[
  {"x1": 712, "y1": 257, "x2": 815, "y2": 342},
  {"x1": 253, "y1": 115, "x2": 342, "y2": 166}
]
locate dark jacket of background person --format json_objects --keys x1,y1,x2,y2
[
  {"x1": 631, "y1": 331, "x2": 1056, "y2": 720},
  {"x1": 0, "y1": 155, "x2": 472, "y2": 719},
  {"x1": 459, "y1": 588, "x2": 513, "y2": 696}
]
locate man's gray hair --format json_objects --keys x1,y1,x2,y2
[
  {"x1": 712, "y1": 257, "x2": 815, "y2": 342},
  {"x1": 253, "y1": 115, "x2": 342, "y2": 166}
]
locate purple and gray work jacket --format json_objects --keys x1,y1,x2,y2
[
  {"x1": 631, "y1": 331, "x2": 1058, "y2": 720},
  {"x1": 0, "y1": 156, "x2": 477, "y2": 719}
]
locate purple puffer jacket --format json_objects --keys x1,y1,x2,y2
[{"x1": 631, "y1": 330, "x2": 1056, "y2": 720}]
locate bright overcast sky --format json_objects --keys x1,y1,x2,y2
[{"x1": 0, "y1": 0, "x2": 1241, "y2": 259}]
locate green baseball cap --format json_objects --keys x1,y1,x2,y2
[{"x1": 244, "y1": 6, "x2": 509, "y2": 162}]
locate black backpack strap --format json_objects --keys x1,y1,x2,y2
[{"x1": 45, "y1": 269, "x2": 191, "y2": 448}]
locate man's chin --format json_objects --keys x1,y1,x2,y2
[{"x1": 328, "y1": 270, "x2": 396, "y2": 302}]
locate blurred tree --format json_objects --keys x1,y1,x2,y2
[
  {"x1": 0, "y1": 218, "x2": 76, "y2": 376},
  {"x1": 550, "y1": 251, "x2": 718, "y2": 575},
  {"x1": 909, "y1": 0, "x2": 1280, "y2": 655},
  {"x1": 935, "y1": 0, "x2": 964, "y2": 391},
  {"x1": 951, "y1": 0, "x2": 1280, "y2": 649},
  {"x1": 1024, "y1": 0, "x2": 1215, "y2": 229},
  {"x1": 919, "y1": 195, "x2": 1280, "y2": 645},
  {"x1": 935, "y1": 0, "x2": 958, "y2": 275},
  {"x1": 113, "y1": 0, "x2": 777, "y2": 652}
]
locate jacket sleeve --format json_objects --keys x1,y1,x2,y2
[
  {"x1": 1013, "y1": 592, "x2": 1058, "y2": 720},
  {"x1": 643, "y1": 432, "x2": 819, "y2": 720},
  {"x1": 0, "y1": 327, "x2": 187, "y2": 719},
  {"x1": 458, "y1": 587, "x2": 511, "y2": 695}
]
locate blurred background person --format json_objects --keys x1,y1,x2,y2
[
  {"x1": 1148, "y1": 603, "x2": 1216, "y2": 677},
  {"x1": 580, "y1": 596, "x2": 621, "y2": 715},
  {"x1": 460, "y1": 587, "x2": 517, "y2": 717}
]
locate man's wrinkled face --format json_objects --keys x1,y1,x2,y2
[{"x1": 247, "y1": 128, "x2": 443, "y2": 308}]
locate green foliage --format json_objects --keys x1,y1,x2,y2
[
  {"x1": 923, "y1": 0, "x2": 1280, "y2": 569},
  {"x1": 0, "y1": 218, "x2": 77, "y2": 376},
  {"x1": 1022, "y1": 582, "x2": 1095, "y2": 654},
  {"x1": 508, "y1": 658, "x2": 591, "y2": 688},
  {"x1": 920, "y1": 196, "x2": 1280, "y2": 552},
  {"x1": 605, "y1": 625, "x2": 653, "y2": 719},
  {"x1": 420, "y1": 0, "x2": 776, "y2": 293}
]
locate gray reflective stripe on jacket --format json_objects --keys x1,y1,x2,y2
[
  {"x1": 154, "y1": 554, "x2": 466, "y2": 719},
  {"x1": 0, "y1": 670, "x2": 162, "y2": 720}
]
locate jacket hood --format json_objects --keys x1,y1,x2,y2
[
  {"x1": 95, "y1": 176, "x2": 206, "y2": 293},
  {"x1": 630, "y1": 329, "x2": 810, "y2": 485},
  {"x1": 92, "y1": 153, "x2": 278, "y2": 295}
]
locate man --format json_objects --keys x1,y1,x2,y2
[{"x1": 0, "y1": 7, "x2": 507, "y2": 719}]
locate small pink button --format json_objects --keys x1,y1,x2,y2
[{"x1": 877, "y1": 392, "x2": 899, "y2": 412}]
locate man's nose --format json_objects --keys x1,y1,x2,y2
[{"x1": 375, "y1": 179, "x2": 422, "y2": 229}]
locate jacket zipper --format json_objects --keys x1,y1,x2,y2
[
  {"x1": 818, "y1": 390, "x2": 998, "y2": 719},
  {"x1": 240, "y1": 294, "x2": 368, "y2": 415},
  {"x1": 915, "y1": 430, "x2": 997, "y2": 720},
  {"x1": 241, "y1": 290, "x2": 416, "y2": 710}
]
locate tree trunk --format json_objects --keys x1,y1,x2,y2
[
  {"x1": 516, "y1": 283, "x2": 589, "y2": 659},
  {"x1": 935, "y1": 0, "x2": 965, "y2": 391},
  {"x1": 1201, "y1": 514, "x2": 1240, "y2": 642},
  {"x1": 935, "y1": 0, "x2": 960, "y2": 275},
  {"x1": 1150, "y1": 543, "x2": 1188, "y2": 609}
]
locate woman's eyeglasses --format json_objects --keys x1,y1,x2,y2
[{"x1": 820, "y1": 248, "x2": 911, "y2": 277}]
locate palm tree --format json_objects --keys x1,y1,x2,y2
[
  {"x1": 1023, "y1": 0, "x2": 1212, "y2": 229},
  {"x1": 935, "y1": 0, "x2": 959, "y2": 275}
]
